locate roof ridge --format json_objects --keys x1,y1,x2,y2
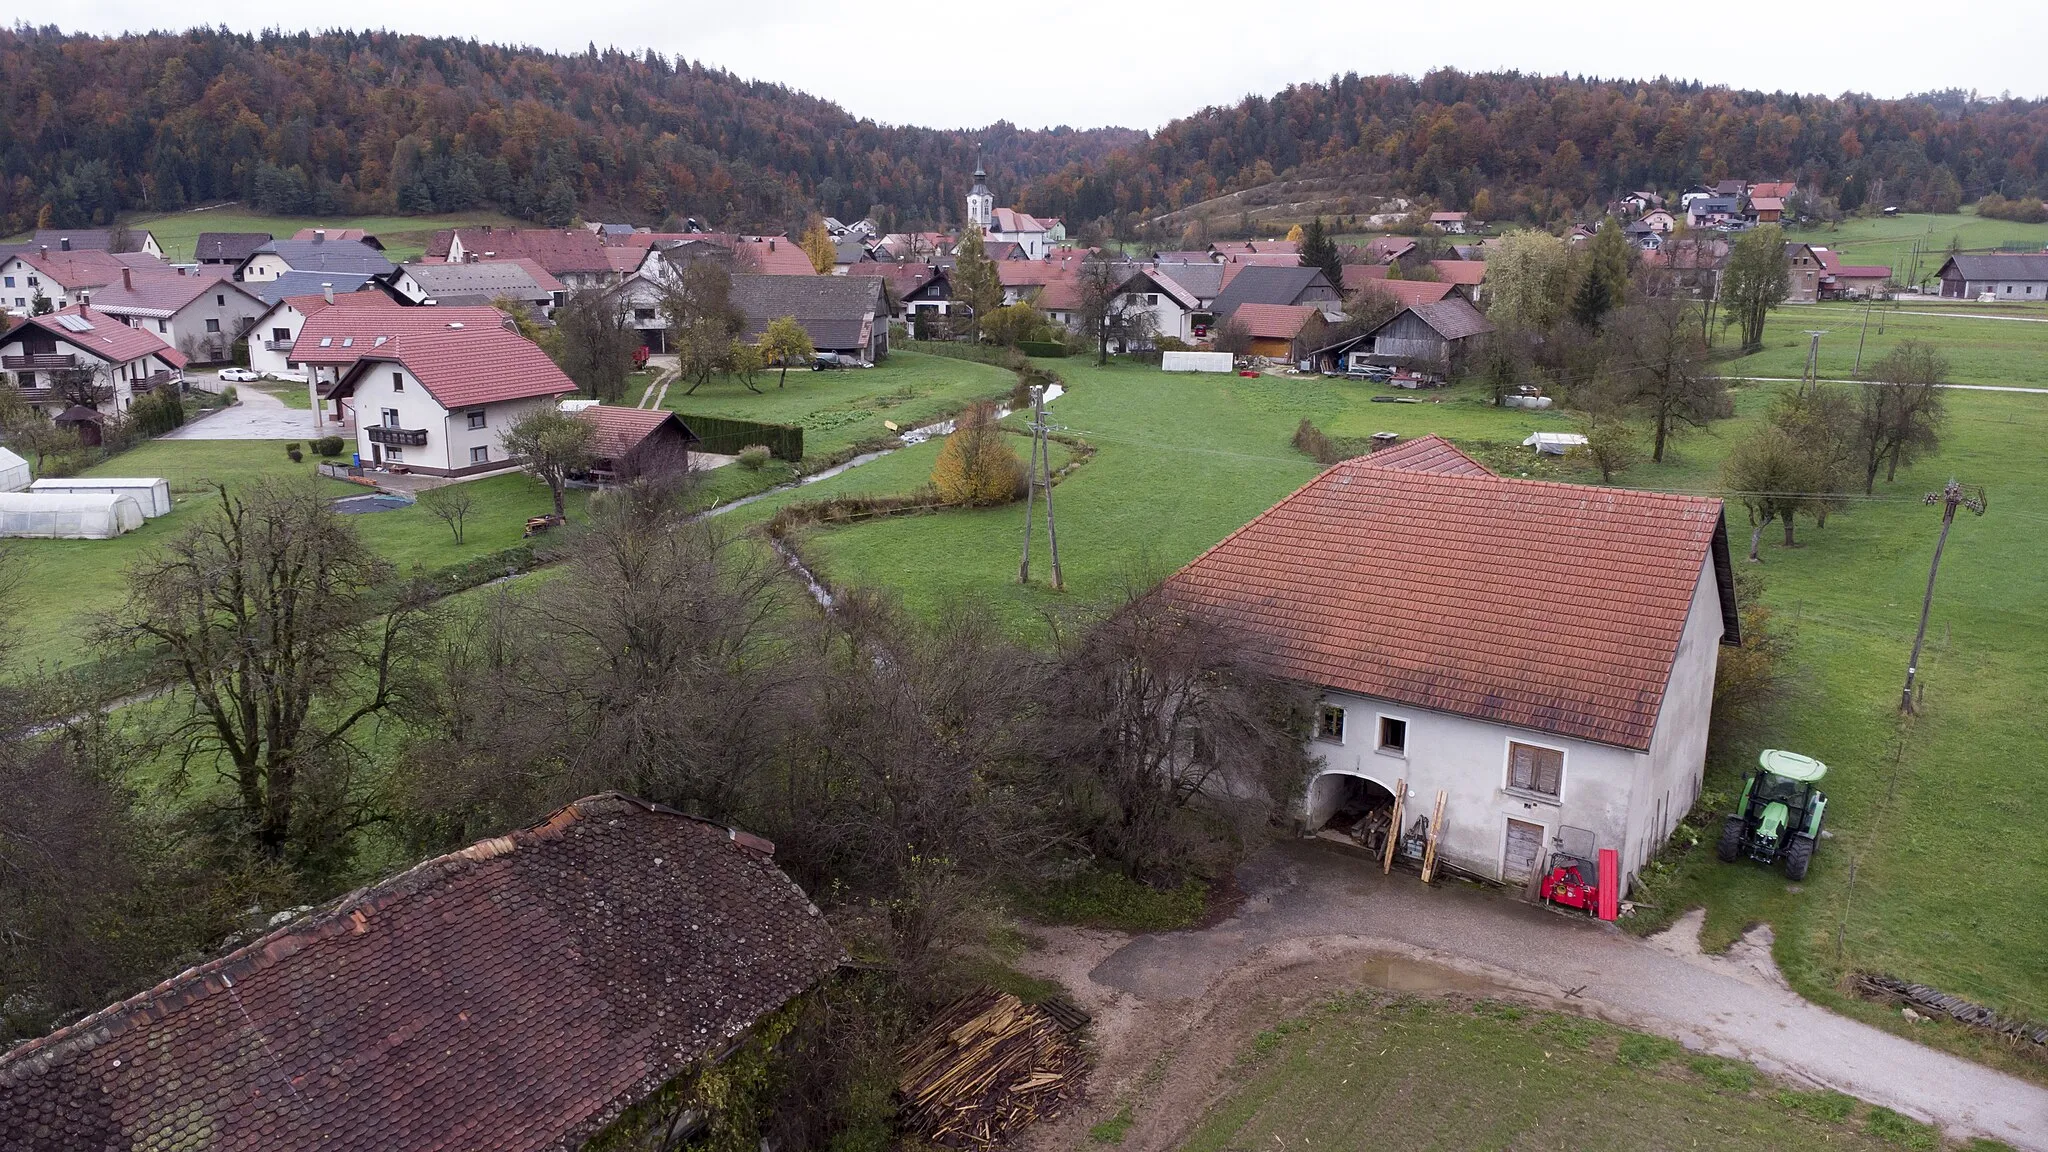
[{"x1": 0, "y1": 791, "x2": 771, "y2": 1083}]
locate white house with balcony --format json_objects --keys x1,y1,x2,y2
[
  {"x1": 86, "y1": 267, "x2": 268, "y2": 365},
  {"x1": 328, "y1": 321, "x2": 577, "y2": 475},
  {"x1": 1163, "y1": 436, "x2": 1739, "y2": 897},
  {"x1": 0, "y1": 305, "x2": 186, "y2": 416}
]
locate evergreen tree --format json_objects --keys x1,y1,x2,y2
[
  {"x1": 952, "y1": 226, "x2": 1003, "y2": 341},
  {"x1": 1299, "y1": 217, "x2": 1344, "y2": 290}
]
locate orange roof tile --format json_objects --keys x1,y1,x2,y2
[
  {"x1": 1353, "y1": 279, "x2": 1459, "y2": 308},
  {"x1": 1164, "y1": 453, "x2": 1732, "y2": 750},
  {"x1": 1428, "y1": 260, "x2": 1488, "y2": 286},
  {"x1": 292, "y1": 303, "x2": 508, "y2": 366},
  {"x1": 6, "y1": 304, "x2": 186, "y2": 368},
  {"x1": 1233, "y1": 302, "x2": 1321, "y2": 339},
  {"x1": 339, "y1": 322, "x2": 576, "y2": 409},
  {"x1": 578, "y1": 404, "x2": 697, "y2": 457}
]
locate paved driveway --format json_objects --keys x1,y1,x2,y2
[
  {"x1": 1061, "y1": 840, "x2": 2048, "y2": 1150},
  {"x1": 165, "y1": 380, "x2": 321, "y2": 440}
]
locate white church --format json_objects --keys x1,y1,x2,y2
[{"x1": 965, "y1": 150, "x2": 1053, "y2": 259}]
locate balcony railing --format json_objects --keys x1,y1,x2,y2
[
  {"x1": 131, "y1": 371, "x2": 180, "y2": 395},
  {"x1": 3, "y1": 353, "x2": 76, "y2": 370},
  {"x1": 263, "y1": 339, "x2": 294, "y2": 352},
  {"x1": 365, "y1": 425, "x2": 429, "y2": 447}
]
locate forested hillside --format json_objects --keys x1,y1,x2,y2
[
  {"x1": 1020, "y1": 71, "x2": 2048, "y2": 234},
  {"x1": 0, "y1": 26, "x2": 1140, "y2": 235}
]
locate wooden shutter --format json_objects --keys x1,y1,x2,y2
[
  {"x1": 1504, "y1": 819, "x2": 1544, "y2": 883},
  {"x1": 1509, "y1": 742, "x2": 1563, "y2": 798}
]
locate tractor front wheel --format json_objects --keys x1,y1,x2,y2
[
  {"x1": 1717, "y1": 815, "x2": 1745, "y2": 863},
  {"x1": 1784, "y1": 835, "x2": 1815, "y2": 881}
]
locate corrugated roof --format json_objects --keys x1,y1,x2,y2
[
  {"x1": 1353, "y1": 279, "x2": 1460, "y2": 309},
  {"x1": 398, "y1": 260, "x2": 555, "y2": 302},
  {"x1": 1404, "y1": 297, "x2": 1496, "y2": 341},
  {"x1": 1164, "y1": 456, "x2": 1729, "y2": 749},
  {"x1": 0, "y1": 793, "x2": 842, "y2": 1152},
  {"x1": 338, "y1": 322, "x2": 577, "y2": 409},
  {"x1": 1940, "y1": 253, "x2": 2048, "y2": 281}
]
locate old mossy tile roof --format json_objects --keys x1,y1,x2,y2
[{"x1": 0, "y1": 793, "x2": 842, "y2": 1152}]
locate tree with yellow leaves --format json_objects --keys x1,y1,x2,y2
[
  {"x1": 799, "y1": 218, "x2": 835, "y2": 273},
  {"x1": 1284, "y1": 223, "x2": 1304, "y2": 244},
  {"x1": 930, "y1": 401, "x2": 1024, "y2": 505}
]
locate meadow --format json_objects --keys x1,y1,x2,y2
[
  {"x1": 1787, "y1": 209, "x2": 2048, "y2": 287},
  {"x1": 781, "y1": 350, "x2": 2048, "y2": 1053},
  {"x1": 1721, "y1": 302, "x2": 2048, "y2": 389},
  {"x1": 1178, "y1": 995, "x2": 1963, "y2": 1152}
]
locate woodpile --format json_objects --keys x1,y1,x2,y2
[
  {"x1": 897, "y1": 989, "x2": 1088, "y2": 1148},
  {"x1": 1854, "y1": 972, "x2": 2048, "y2": 1047}
]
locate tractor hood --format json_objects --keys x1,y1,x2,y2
[{"x1": 1760, "y1": 749, "x2": 1827, "y2": 783}]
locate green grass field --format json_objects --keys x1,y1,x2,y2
[
  {"x1": 1722, "y1": 303, "x2": 2048, "y2": 389},
  {"x1": 663, "y1": 349, "x2": 1018, "y2": 461},
  {"x1": 1179, "y1": 996, "x2": 1950, "y2": 1152},
  {"x1": 6, "y1": 440, "x2": 575, "y2": 672},
  {"x1": 116, "y1": 209, "x2": 523, "y2": 264},
  {"x1": 788, "y1": 353, "x2": 2048, "y2": 1052},
  {"x1": 1787, "y1": 209, "x2": 2048, "y2": 287}
]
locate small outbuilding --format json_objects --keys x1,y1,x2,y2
[
  {"x1": 575, "y1": 404, "x2": 699, "y2": 482},
  {"x1": 29, "y1": 476, "x2": 173, "y2": 517},
  {"x1": 0, "y1": 447, "x2": 30, "y2": 493},
  {"x1": 0, "y1": 491, "x2": 145, "y2": 538}
]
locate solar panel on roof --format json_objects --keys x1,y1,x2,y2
[{"x1": 55, "y1": 314, "x2": 94, "y2": 332}]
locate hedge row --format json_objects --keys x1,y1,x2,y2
[
  {"x1": 678, "y1": 412, "x2": 805, "y2": 461},
  {"x1": 1017, "y1": 340, "x2": 1070, "y2": 358}
]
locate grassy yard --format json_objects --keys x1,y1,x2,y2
[
  {"x1": 662, "y1": 349, "x2": 1018, "y2": 461},
  {"x1": 1787, "y1": 209, "x2": 2048, "y2": 286},
  {"x1": 5, "y1": 439, "x2": 575, "y2": 672},
  {"x1": 1722, "y1": 303, "x2": 2048, "y2": 389},
  {"x1": 118, "y1": 208, "x2": 523, "y2": 263},
  {"x1": 1178, "y1": 995, "x2": 1958, "y2": 1152},
  {"x1": 787, "y1": 354, "x2": 2048, "y2": 1051}
]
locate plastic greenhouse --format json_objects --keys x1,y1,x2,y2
[
  {"x1": 0, "y1": 448, "x2": 28, "y2": 493},
  {"x1": 0, "y1": 492, "x2": 145, "y2": 539},
  {"x1": 29, "y1": 477, "x2": 173, "y2": 518}
]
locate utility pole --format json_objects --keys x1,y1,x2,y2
[
  {"x1": 1899, "y1": 479, "x2": 1987, "y2": 713},
  {"x1": 1017, "y1": 384, "x2": 1064, "y2": 589},
  {"x1": 1854, "y1": 302, "x2": 1874, "y2": 378},
  {"x1": 1800, "y1": 330, "x2": 1826, "y2": 394}
]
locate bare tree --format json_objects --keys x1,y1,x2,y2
[
  {"x1": 416, "y1": 482, "x2": 477, "y2": 543},
  {"x1": 549, "y1": 288, "x2": 641, "y2": 402},
  {"x1": 1604, "y1": 293, "x2": 1727, "y2": 461},
  {"x1": 1857, "y1": 339, "x2": 1949, "y2": 492},
  {"x1": 661, "y1": 258, "x2": 748, "y2": 394},
  {"x1": 98, "y1": 484, "x2": 436, "y2": 868},
  {"x1": 1073, "y1": 260, "x2": 1155, "y2": 365},
  {"x1": 1211, "y1": 316, "x2": 1253, "y2": 357}
]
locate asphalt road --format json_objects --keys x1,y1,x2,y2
[
  {"x1": 1085, "y1": 839, "x2": 2048, "y2": 1149},
  {"x1": 165, "y1": 375, "x2": 321, "y2": 439}
]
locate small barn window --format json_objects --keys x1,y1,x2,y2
[
  {"x1": 1506, "y1": 741, "x2": 1563, "y2": 800},
  {"x1": 1378, "y1": 716, "x2": 1408, "y2": 754},
  {"x1": 1315, "y1": 705, "x2": 1346, "y2": 743},
  {"x1": 392, "y1": 371, "x2": 404, "y2": 392}
]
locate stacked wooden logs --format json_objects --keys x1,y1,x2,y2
[{"x1": 897, "y1": 990, "x2": 1088, "y2": 1148}]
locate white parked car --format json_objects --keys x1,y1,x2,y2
[{"x1": 217, "y1": 368, "x2": 260, "y2": 383}]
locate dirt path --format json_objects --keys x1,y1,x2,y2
[{"x1": 1016, "y1": 840, "x2": 2048, "y2": 1151}]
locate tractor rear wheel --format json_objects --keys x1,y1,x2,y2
[
  {"x1": 1717, "y1": 815, "x2": 1745, "y2": 862},
  {"x1": 1784, "y1": 835, "x2": 1815, "y2": 881}
]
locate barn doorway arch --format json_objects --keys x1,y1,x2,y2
[{"x1": 1306, "y1": 771, "x2": 1398, "y2": 851}]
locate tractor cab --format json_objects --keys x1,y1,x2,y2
[{"x1": 1718, "y1": 749, "x2": 1829, "y2": 880}]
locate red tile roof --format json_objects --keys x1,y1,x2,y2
[
  {"x1": 1164, "y1": 453, "x2": 1731, "y2": 750},
  {"x1": 292, "y1": 303, "x2": 507, "y2": 366},
  {"x1": 1837, "y1": 264, "x2": 1892, "y2": 279},
  {"x1": 1748, "y1": 181, "x2": 1798, "y2": 200},
  {"x1": 1361, "y1": 237, "x2": 1416, "y2": 264},
  {"x1": 1212, "y1": 240, "x2": 1299, "y2": 256},
  {"x1": 1341, "y1": 264, "x2": 1390, "y2": 291},
  {"x1": 340, "y1": 322, "x2": 577, "y2": 409},
  {"x1": 1353, "y1": 278, "x2": 1460, "y2": 308},
  {"x1": 85, "y1": 268, "x2": 249, "y2": 317},
  {"x1": 736, "y1": 237, "x2": 819, "y2": 276},
  {"x1": 434, "y1": 228, "x2": 615, "y2": 275},
  {"x1": 12, "y1": 248, "x2": 125, "y2": 290},
  {"x1": 1428, "y1": 260, "x2": 1488, "y2": 286},
  {"x1": 1361, "y1": 433, "x2": 1492, "y2": 476},
  {"x1": 578, "y1": 404, "x2": 696, "y2": 457},
  {"x1": 1233, "y1": 302, "x2": 1321, "y2": 339},
  {"x1": 6, "y1": 305, "x2": 186, "y2": 368},
  {"x1": 998, "y1": 258, "x2": 1086, "y2": 288},
  {"x1": 0, "y1": 793, "x2": 842, "y2": 1152}
]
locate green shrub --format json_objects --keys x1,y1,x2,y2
[
  {"x1": 1293, "y1": 418, "x2": 1339, "y2": 465},
  {"x1": 736, "y1": 444, "x2": 771, "y2": 471},
  {"x1": 218, "y1": 384, "x2": 238, "y2": 405},
  {"x1": 284, "y1": 441, "x2": 301, "y2": 456},
  {"x1": 286, "y1": 446, "x2": 303, "y2": 463},
  {"x1": 1018, "y1": 340, "x2": 1070, "y2": 358},
  {"x1": 1013, "y1": 869, "x2": 1208, "y2": 932},
  {"x1": 313, "y1": 435, "x2": 346, "y2": 457}
]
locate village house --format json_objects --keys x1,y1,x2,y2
[
  {"x1": 573, "y1": 403, "x2": 699, "y2": 483},
  {"x1": 1687, "y1": 196, "x2": 1745, "y2": 230},
  {"x1": 1211, "y1": 264, "x2": 1343, "y2": 319},
  {"x1": 380, "y1": 259, "x2": 562, "y2": 312},
  {"x1": 0, "y1": 793, "x2": 843, "y2": 1152},
  {"x1": 1813, "y1": 249, "x2": 1894, "y2": 300},
  {"x1": 193, "y1": 232, "x2": 273, "y2": 270},
  {"x1": 729, "y1": 274, "x2": 888, "y2": 363},
  {"x1": 0, "y1": 304, "x2": 186, "y2": 420},
  {"x1": 427, "y1": 227, "x2": 623, "y2": 289},
  {"x1": 329, "y1": 318, "x2": 578, "y2": 474},
  {"x1": 85, "y1": 266, "x2": 269, "y2": 364},
  {"x1": 1231, "y1": 302, "x2": 1327, "y2": 361},
  {"x1": 1935, "y1": 253, "x2": 2048, "y2": 300},
  {"x1": 843, "y1": 262, "x2": 952, "y2": 328},
  {"x1": 0, "y1": 247, "x2": 125, "y2": 312},
  {"x1": 248, "y1": 270, "x2": 377, "y2": 305},
  {"x1": 1747, "y1": 197, "x2": 1785, "y2": 224},
  {"x1": 246, "y1": 284, "x2": 393, "y2": 382},
  {"x1": 1164, "y1": 437, "x2": 1738, "y2": 895},
  {"x1": 292, "y1": 227, "x2": 384, "y2": 249},
  {"x1": 1429, "y1": 211, "x2": 1471, "y2": 234},
  {"x1": 1314, "y1": 297, "x2": 1493, "y2": 375},
  {"x1": 1784, "y1": 242, "x2": 1828, "y2": 303},
  {"x1": 1345, "y1": 274, "x2": 1464, "y2": 311},
  {"x1": 238, "y1": 233, "x2": 396, "y2": 283},
  {"x1": 1639, "y1": 209, "x2": 1678, "y2": 234},
  {"x1": 288, "y1": 300, "x2": 513, "y2": 432},
  {"x1": 965, "y1": 154, "x2": 1052, "y2": 259},
  {"x1": 30, "y1": 228, "x2": 163, "y2": 258}
]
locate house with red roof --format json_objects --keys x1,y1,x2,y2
[
  {"x1": 329, "y1": 320, "x2": 578, "y2": 474},
  {"x1": 1812, "y1": 248, "x2": 1894, "y2": 300},
  {"x1": 0, "y1": 304, "x2": 186, "y2": 417},
  {"x1": 1231, "y1": 302, "x2": 1327, "y2": 360},
  {"x1": 0, "y1": 792, "x2": 842, "y2": 1152},
  {"x1": 1163, "y1": 436, "x2": 1739, "y2": 894},
  {"x1": 85, "y1": 266, "x2": 269, "y2": 364},
  {"x1": 0, "y1": 247, "x2": 126, "y2": 313},
  {"x1": 574, "y1": 403, "x2": 699, "y2": 482}
]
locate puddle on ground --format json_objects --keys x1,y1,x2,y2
[{"x1": 1351, "y1": 953, "x2": 1513, "y2": 996}]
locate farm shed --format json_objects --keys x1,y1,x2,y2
[
  {"x1": 30, "y1": 476, "x2": 172, "y2": 517},
  {"x1": 0, "y1": 491, "x2": 145, "y2": 538},
  {"x1": 0, "y1": 447, "x2": 29, "y2": 492}
]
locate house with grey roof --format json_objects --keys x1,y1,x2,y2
[
  {"x1": 238, "y1": 236, "x2": 396, "y2": 284},
  {"x1": 381, "y1": 261, "x2": 558, "y2": 312},
  {"x1": 1210, "y1": 264, "x2": 1342, "y2": 320},
  {"x1": 1935, "y1": 253, "x2": 2048, "y2": 300},
  {"x1": 194, "y1": 232, "x2": 274, "y2": 268},
  {"x1": 250, "y1": 271, "x2": 378, "y2": 306},
  {"x1": 729, "y1": 274, "x2": 887, "y2": 362},
  {"x1": 31, "y1": 229, "x2": 162, "y2": 258},
  {"x1": 85, "y1": 267, "x2": 270, "y2": 364},
  {"x1": 1311, "y1": 297, "x2": 1495, "y2": 375}
]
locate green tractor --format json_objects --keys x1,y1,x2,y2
[{"x1": 1717, "y1": 749, "x2": 1828, "y2": 881}]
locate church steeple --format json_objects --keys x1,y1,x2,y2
[{"x1": 966, "y1": 143, "x2": 993, "y2": 230}]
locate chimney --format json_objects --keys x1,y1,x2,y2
[
  {"x1": 122, "y1": 267, "x2": 132, "y2": 291},
  {"x1": 322, "y1": 282, "x2": 334, "y2": 305},
  {"x1": 59, "y1": 237, "x2": 71, "y2": 252},
  {"x1": 769, "y1": 239, "x2": 776, "y2": 252},
  {"x1": 313, "y1": 229, "x2": 326, "y2": 243}
]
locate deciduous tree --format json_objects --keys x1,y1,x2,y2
[
  {"x1": 1604, "y1": 294, "x2": 1726, "y2": 461},
  {"x1": 546, "y1": 288, "x2": 639, "y2": 403},
  {"x1": 758, "y1": 315, "x2": 815, "y2": 387},
  {"x1": 799, "y1": 219, "x2": 836, "y2": 274},
  {"x1": 501, "y1": 405, "x2": 595, "y2": 519},
  {"x1": 951, "y1": 226, "x2": 1003, "y2": 341},
  {"x1": 1857, "y1": 339, "x2": 1949, "y2": 492},
  {"x1": 1073, "y1": 259, "x2": 1155, "y2": 365},
  {"x1": 417, "y1": 482, "x2": 477, "y2": 543},
  {"x1": 1722, "y1": 223, "x2": 1790, "y2": 350},
  {"x1": 929, "y1": 401, "x2": 1024, "y2": 505},
  {"x1": 1482, "y1": 229, "x2": 1570, "y2": 332}
]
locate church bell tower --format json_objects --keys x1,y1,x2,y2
[{"x1": 966, "y1": 144, "x2": 993, "y2": 230}]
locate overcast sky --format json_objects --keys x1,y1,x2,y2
[{"x1": 54, "y1": 1, "x2": 2048, "y2": 130}]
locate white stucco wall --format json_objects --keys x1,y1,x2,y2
[
  {"x1": 239, "y1": 254, "x2": 293, "y2": 283},
  {"x1": 1302, "y1": 560, "x2": 1726, "y2": 897},
  {"x1": 351, "y1": 365, "x2": 555, "y2": 473},
  {"x1": 247, "y1": 303, "x2": 310, "y2": 378}
]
